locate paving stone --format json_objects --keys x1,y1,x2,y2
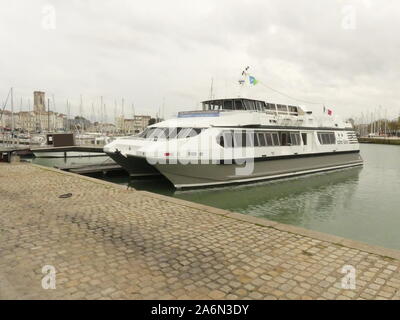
[{"x1": 0, "y1": 163, "x2": 399, "y2": 300}]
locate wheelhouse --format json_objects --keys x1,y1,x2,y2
[
  {"x1": 202, "y1": 98, "x2": 266, "y2": 112},
  {"x1": 202, "y1": 98, "x2": 302, "y2": 116}
]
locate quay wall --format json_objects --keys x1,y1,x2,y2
[{"x1": 359, "y1": 137, "x2": 400, "y2": 145}]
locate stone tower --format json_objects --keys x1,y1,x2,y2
[{"x1": 33, "y1": 91, "x2": 46, "y2": 113}]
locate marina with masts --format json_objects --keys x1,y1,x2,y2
[{"x1": 0, "y1": 88, "x2": 159, "y2": 148}]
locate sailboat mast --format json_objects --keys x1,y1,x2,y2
[
  {"x1": 11, "y1": 87, "x2": 14, "y2": 144},
  {"x1": 114, "y1": 99, "x2": 117, "y2": 134},
  {"x1": 121, "y1": 98, "x2": 125, "y2": 134},
  {"x1": 80, "y1": 94, "x2": 83, "y2": 131},
  {"x1": 66, "y1": 99, "x2": 70, "y2": 132},
  {"x1": 100, "y1": 96, "x2": 103, "y2": 133},
  {"x1": 210, "y1": 78, "x2": 213, "y2": 100},
  {"x1": 52, "y1": 94, "x2": 56, "y2": 131},
  {"x1": 162, "y1": 97, "x2": 165, "y2": 120}
]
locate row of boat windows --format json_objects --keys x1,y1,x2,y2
[
  {"x1": 217, "y1": 131, "x2": 304, "y2": 148},
  {"x1": 204, "y1": 99, "x2": 266, "y2": 111},
  {"x1": 203, "y1": 99, "x2": 299, "y2": 114},
  {"x1": 317, "y1": 132, "x2": 336, "y2": 145},
  {"x1": 137, "y1": 127, "x2": 203, "y2": 140},
  {"x1": 218, "y1": 131, "x2": 337, "y2": 148},
  {"x1": 136, "y1": 127, "x2": 338, "y2": 146}
]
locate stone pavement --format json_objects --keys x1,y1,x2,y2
[{"x1": 0, "y1": 163, "x2": 399, "y2": 300}]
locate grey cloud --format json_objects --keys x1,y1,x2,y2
[{"x1": 1, "y1": 0, "x2": 399, "y2": 121}]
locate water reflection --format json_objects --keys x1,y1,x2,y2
[
  {"x1": 30, "y1": 155, "x2": 112, "y2": 168},
  {"x1": 124, "y1": 167, "x2": 361, "y2": 227}
]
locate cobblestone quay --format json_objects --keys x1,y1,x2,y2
[{"x1": 0, "y1": 163, "x2": 399, "y2": 299}]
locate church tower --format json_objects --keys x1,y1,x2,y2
[{"x1": 33, "y1": 91, "x2": 46, "y2": 113}]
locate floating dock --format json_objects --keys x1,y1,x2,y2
[
  {"x1": 0, "y1": 146, "x2": 31, "y2": 162},
  {"x1": 55, "y1": 163, "x2": 124, "y2": 175},
  {"x1": 0, "y1": 162, "x2": 399, "y2": 300},
  {"x1": 359, "y1": 137, "x2": 400, "y2": 145},
  {"x1": 30, "y1": 145, "x2": 105, "y2": 154}
]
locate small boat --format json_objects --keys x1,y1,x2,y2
[
  {"x1": 32, "y1": 133, "x2": 108, "y2": 158},
  {"x1": 32, "y1": 150, "x2": 107, "y2": 158}
]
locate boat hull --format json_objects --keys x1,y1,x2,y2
[
  {"x1": 153, "y1": 151, "x2": 363, "y2": 188},
  {"x1": 106, "y1": 152, "x2": 160, "y2": 177}
]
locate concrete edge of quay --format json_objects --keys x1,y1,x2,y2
[
  {"x1": 30, "y1": 163, "x2": 133, "y2": 191},
  {"x1": 30, "y1": 163, "x2": 400, "y2": 262},
  {"x1": 358, "y1": 137, "x2": 400, "y2": 145}
]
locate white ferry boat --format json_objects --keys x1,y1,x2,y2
[{"x1": 104, "y1": 97, "x2": 363, "y2": 189}]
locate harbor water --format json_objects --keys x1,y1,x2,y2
[{"x1": 31, "y1": 144, "x2": 400, "y2": 250}]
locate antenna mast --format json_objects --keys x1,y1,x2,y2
[{"x1": 11, "y1": 87, "x2": 14, "y2": 143}]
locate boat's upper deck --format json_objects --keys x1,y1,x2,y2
[{"x1": 166, "y1": 98, "x2": 353, "y2": 131}]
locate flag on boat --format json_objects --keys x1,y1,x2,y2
[
  {"x1": 323, "y1": 106, "x2": 333, "y2": 116},
  {"x1": 249, "y1": 76, "x2": 258, "y2": 85}
]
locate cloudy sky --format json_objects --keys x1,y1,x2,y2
[{"x1": 1, "y1": 0, "x2": 399, "y2": 122}]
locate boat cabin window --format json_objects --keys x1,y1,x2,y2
[
  {"x1": 261, "y1": 132, "x2": 280, "y2": 146},
  {"x1": 233, "y1": 132, "x2": 245, "y2": 147},
  {"x1": 272, "y1": 133, "x2": 280, "y2": 145},
  {"x1": 265, "y1": 133, "x2": 273, "y2": 146},
  {"x1": 137, "y1": 127, "x2": 161, "y2": 139},
  {"x1": 218, "y1": 135, "x2": 224, "y2": 147},
  {"x1": 257, "y1": 133, "x2": 266, "y2": 146},
  {"x1": 255, "y1": 101, "x2": 266, "y2": 111},
  {"x1": 253, "y1": 131, "x2": 280, "y2": 147},
  {"x1": 280, "y1": 132, "x2": 288, "y2": 146},
  {"x1": 317, "y1": 132, "x2": 336, "y2": 145},
  {"x1": 290, "y1": 132, "x2": 301, "y2": 145},
  {"x1": 223, "y1": 100, "x2": 234, "y2": 110},
  {"x1": 265, "y1": 103, "x2": 277, "y2": 115},
  {"x1": 235, "y1": 100, "x2": 245, "y2": 110},
  {"x1": 288, "y1": 106, "x2": 298, "y2": 115},
  {"x1": 202, "y1": 100, "x2": 223, "y2": 110},
  {"x1": 177, "y1": 128, "x2": 196, "y2": 139},
  {"x1": 244, "y1": 100, "x2": 256, "y2": 111},
  {"x1": 223, "y1": 131, "x2": 234, "y2": 147},
  {"x1": 279, "y1": 131, "x2": 301, "y2": 146},
  {"x1": 218, "y1": 130, "x2": 280, "y2": 148},
  {"x1": 233, "y1": 131, "x2": 256, "y2": 147},
  {"x1": 277, "y1": 104, "x2": 288, "y2": 114},
  {"x1": 301, "y1": 133, "x2": 307, "y2": 145},
  {"x1": 211, "y1": 100, "x2": 223, "y2": 110}
]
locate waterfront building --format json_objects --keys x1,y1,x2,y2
[
  {"x1": 0, "y1": 110, "x2": 13, "y2": 129},
  {"x1": 116, "y1": 115, "x2": 151, "y2": 134}
]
